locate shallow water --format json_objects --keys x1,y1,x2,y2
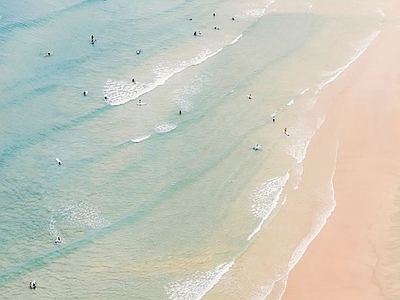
[{"x1": 0, "y1": 0, "x2": 382, "y2": 298}]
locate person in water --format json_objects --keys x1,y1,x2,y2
[
  {"x1": 131, "y1": 78, "x2": 136, "y2": 84},
  {"x1": 83, "y1": 91, "x2": 88, "y2": 96},
  {"x1": 29, "y1": 281, "x2": 36, "y2": 289}
]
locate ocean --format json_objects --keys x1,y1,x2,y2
[{"x1": 0, "y1": 0, "x2": 382, "y2": 299}]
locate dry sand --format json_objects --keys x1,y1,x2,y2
[{"x1": 282, "y1": 19, "x2": 400, "y2": 300}]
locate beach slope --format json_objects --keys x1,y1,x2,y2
[{"x1": 283, "y1": 22, "x2": 400, "y2": 300}]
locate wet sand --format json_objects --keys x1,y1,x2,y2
[{"x1": 283, "y1": 19, "x2": 400, "y2": 300}]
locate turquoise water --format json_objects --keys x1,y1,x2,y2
[{"x1": 0, "y1": 0, "x2": 382, "y2": 299}]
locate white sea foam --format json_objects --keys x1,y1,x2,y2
[
  {"x1": 318, "y1": 30, "x2": 380, "y2": 90},
  {"x1": 276, "y1": 142, "x2": 338, "y2": 299},
  {"x1": 248, "y1": 174, "x2": 290, "y2": 241},
  {"x1": 165, "y1": 261, "x2": 234, "y2": 300},
  {"x1": 103, "y1": 80, "x2": 148, "y2": 106},
  {"x1": 286, "y1": 99, "x2": 294, "y2": 106},
  {"x1": 265, "y1": 0, "x2": 275, "y2": 8},
  {"x1": 299, "y1": 87, "x2": 309, "y2": 95},
  {"x1": 104, "y1": 47, "x2": 225, "y2": 106},
  {"x1": 376, "y1": 7, "x2": 385, "y2": 18},
  {"x1": 49, "y1": 216, "x2": 64, "y2": 243},
  {"x1": 131, "y1": 135, "x2": 150, "y2": 143},
  {"x1": 155, "y1": 123, "x2": 177, "y2": 133},
  {"x1": 243, "y1": 9, "x2": 265, "y2": 18},
  {"x1": 284, "y1": 125, "x2": 312, "y2": 163},
  {"x1": 58, "y1": 201, "x2": 110, "y2": 229},
  {"x1": 252, "y1": 283, "x2": 274, "y2": 300},
  {"x1": 249, "y1": 171, "x2": 337, "y2": 300},
  {"x1": 229, "y1": 34, "x2": 243, "y2": 45},
  {"x1": 285, "y1": 110, "x2": 326, "y2": 164},
  {"x1": 173, "y1": 74, "x2": 209, "y2": 112}
]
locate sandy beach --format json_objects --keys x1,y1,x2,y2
[{"x1": 282, "y1": 11, "x2": 400, "y2": 300}]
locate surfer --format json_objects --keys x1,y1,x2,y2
[
  {"x1": 83, "y1": 91, "x2": 88, "y2": 96},
  {"x1": 136, "y1": 49, "x2": 141, "y2": 55},
  {"x1": 247, "y1": 93, "x2": 253, "y2": 100},
  {"x1": 272, "y1": 116, "x2": 275, "y2": 123},
  {"x1": 284, "y1": 127, "x2": 290, "y2": 136},
  {"x1": 29, "y1": 281, "x2": 36, "y2": 289},
  {"x1": 91, "y1": 35, "x2": 96, "y2": 43},
  {"x1": 55, "y1": 236, "x2": 61, "y2": 243}
]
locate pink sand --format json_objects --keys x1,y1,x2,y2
[{"x1": 283, "y1": 20, "x2": 400, "y2": 300}]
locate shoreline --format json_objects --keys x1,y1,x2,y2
[{"x1": 282, "y1": 20, "x2": 400, "y2": 299}]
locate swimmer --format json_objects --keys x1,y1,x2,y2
[
  {"x1": 194, "y1": 31, "x2": 197, "y2": 36},
  {"x1": 29, "y1": 281, "x2": 36, "y2": 289},
  {"x1": 131, "y1": 78, "x2": 136, "y2": 84},
  {"x1": 44, "y1": 52, "x2": 52, "y2": 57},
  {"x1": 91, "y1": 35, "x2": 96, "y2": 43},
  {"x1": 247, "y1": 93, "x2": 253, "y2": 100},
  {"x1": 55, "y1": 236, "x2": 61, "y2": 243},
  {"x1": 231, "y1": 17, "x2": 235, "y2": 21},
  {"x1": 252, "y1": 144, "x2": 262, "y2": 151},
  {"x1": 213, "y1": 13, "x2": 216, "y2": 17},
  {"x1": 136, "y1": 49, "x2": 142, "y2": 55},
  {"x1": 189, "y1": 18, "x2": 193, "y2": 21},
  {"x1": 272, "y1": 116, "x2": 275, "y2": 123},
  {"x1": 213, "y1": 26, "x2": 220, "y2": 30},
  {"x1": 83, "y1": 91, "x2": 88, "y2": 96},
  {"x1": 179, "y1": 110, "x2": 182, "y2": 115},
  {"x1": 104, "y1": 96, "x2": 108, "y2": 101}
]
